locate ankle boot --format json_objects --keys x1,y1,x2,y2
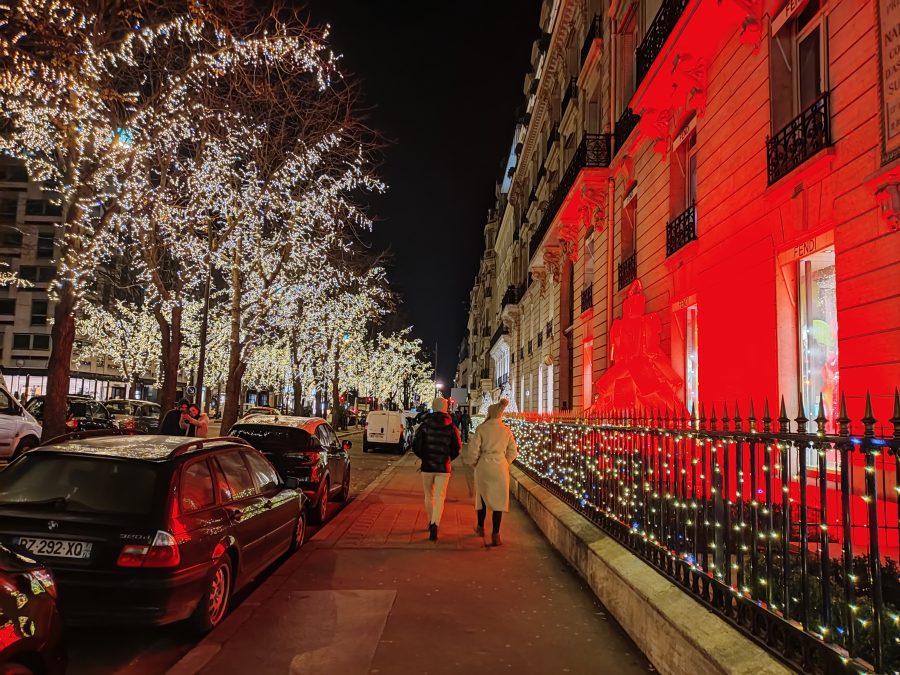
[
  {"x1": 474, "y1": 525, "x2": 484, "y2": 536},
  {"x1": 429, "y1": 523, "x2": 438, "y2": 541},
  {"x1": 491, "y1": 532, "x2": 502, "y2": 546}
]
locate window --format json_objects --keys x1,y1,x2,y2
[
  {"x1": 89, "y1": 401, "x2": 109, "y2": 420},
  {"x1": 617, "y1": 10, "x2": 638, "y2": 114},
  {"x1": 24, "y1": 199, "x2": 62, "y2": 217},
  {"x1": 215, "y1": 451, "x2": 257, "y2": 501},
  {"x1": 180, "y1": 460, "x2": 216, "y2": 513},
  {"x1": 12, "y1": 334, "x2": 30, "y2": 350},
  {"x1": 18, "y1": 266, "x2": 55, "y2": 283},
  {"x1": 671, "y1": 128, "x2": 697, "y2": 216},
  {"x1": 32, "y1": 335, "x2": 49, "y2": 350},
  {"x1": 0, "y1": 198, "x2": 17, "y2": 218},
  {"x1": 685, "y1": 304, "x2": 699, "y2": 410},
  {"x1": 770, "y1": 0, "x2": 827, "y2": 132},
  {"x1": 37, "y1": 232, "x2": 54, "y2": 258},
  {"x1": 30, "y1": 300, "x2": 47, "y2": 326},
  {"x1": 798, "y1": 249, "x2": 838, "y2": 429},
  {"x1": 0, "y1": 227, "x2": 22, "y2": 247},
  {"x1": 0, "y1": 389, "x2": 12, "y2": 412},
  {"x1": 622, "y1": 188, "x2": 637, "y2": 260},
  {"x1": 0, "y1": 299, "x2": 14, "y2": 316},
  {"x1": 244, "y1": 451, "x2": 280, "y2": 492}
]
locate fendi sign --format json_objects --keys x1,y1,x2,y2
[{"x1": 878, "y1": 0, "x2": 900, "y2": 163}]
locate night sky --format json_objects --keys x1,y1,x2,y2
[{"x1": 304, "y1": 2, "x2": 541, "y2": 387}]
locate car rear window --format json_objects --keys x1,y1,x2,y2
[
  {"x1": 104, "y1": 401, "x2": 132, "y2": 414},
  {"x1": 0, "y1": 455, "x2": 159, "y2": 515},
  {"x1": 230, "y1": 425, "x2": 311, "y2": 454},
  {"x1": 69, "y1": 401, "x2": 89, "y2": 417}
]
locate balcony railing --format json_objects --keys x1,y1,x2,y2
[
  {"x1": 508, "y1": 393, "x2": 900, "y2": 674},
  {"x1": 561, "y1": 77, "x2": 578, "y2": 116},
  {"x1": 580, "y1": 15, "x2": 603, "y2": 69},
  {"x1": 766, "y1": 92, "x2": 831, "y2": 186},
  {"x1": 546, "y1": 321, "x2": 553, "y2": 338},
  {"x1": 480, "y1": 368, "x2": 489, "y2": 379},
  {"x1": 617, "y1": 251, "x2": 637, "y2": 290},
  {"x1": 529, "y1": 133, "x2": 612, "y2": 260},
  {"x1": 490, "y1": 324, "x2": 508, "y2": 348},
  {"x1": 666, "y1": 203, "x2": 696, "y2": 257},
  {"x1": 496, "y1": 373, "x2": 509, "y2": 389},
  {"x1": 580, "y1": 285, "x2": 593, "y2": 313},
  {"x1": 636, "y1": 0, "x2": 689, "y2": 86},
  {"x1": 614, "y1": 107, "x2": 640, "y2": 155},
  {"x1": 501, "y1": 285, "x2": 520, "y2": 309},
  {"x1": 527, "y1": 340, "x2": 533, "y2": 355}
]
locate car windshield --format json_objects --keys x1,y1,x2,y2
[
  {"x1": 230, "y1": 425, "x2": 311, "y2": 454},
  {"x1": 68, "y1": 400, "x2": 90, "y2": 417},
  {"x1": 0, "y1": 455, "x2": 159, "y2": 515},
  {"x1": 104, "y1": 401, "x2": 133, "y2": 415}
]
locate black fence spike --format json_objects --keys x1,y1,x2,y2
[
  {"x1": 862, "y1": 391, "x2": 876, "y2": 439},
  {"x1": 763, "y1": 398, "x2": 772, "y2": 433},
  {"x1": 699, "y1": 403, "x2": 707, "y2": 432},
  {"x1": 891, "y1": 387, "x2": 900, "y2": 441},
  {"x1": 748, "y1": 399, "x2": 757, "y2": 433},
  {"x1": 795, "y1": 390, "x2": 808, "y2": 435},
  {"x1": 815, "y1": 393, "x2": 827, "y2": 435},
  {"x1": 722, "y1": 401, "x2": 730, "y2": 432},
  {"x1": 778, "y1": 396, "x2": 790, "y2": 433},
  {"x1": 710, "y1": 404, "x2": 718, "y2": 432},
  {"x1": 837, "y1": 393, "x2": 850, "y2": 437},
  {"x1": 733, "y1": 401, "x2": 742, "y2": 433}
]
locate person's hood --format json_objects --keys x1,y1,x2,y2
[{"x1": 423, "y1": 412, "x2": 453, "y2": 429}]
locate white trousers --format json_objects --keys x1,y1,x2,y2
[{"x1": 421, "y1": 472, "x2": 450, "y2": 525}]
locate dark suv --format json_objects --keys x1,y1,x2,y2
[
  {"x1": 25, "y1": 395, "x2": 116, "y2": 433},
  {"x1": 0, "y1": 431, "x2": 307, "y2": 632},
  {"x1": 230, "y1": 416, "x2": 351, "y2": 524}
]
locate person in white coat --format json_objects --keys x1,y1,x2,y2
[{"x1": 467, "y1": 398, "x2": 517, "y2": 546}]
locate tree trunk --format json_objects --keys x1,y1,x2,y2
[
  {"x1": 293, "y1": 377, "x2": 303, "y2": 415},
  {"x1": 156, "y1": 302, "x2": 183, "y2": 417},
  {"x1": 330, "y1": 341, "x2": 341, "y2": 429},
  {"x1": 42, "y1": 283, "x2": 76, "y2": 440},
  {"x1": 220, "y1": 251, "x2": 243, "y2": 431}
]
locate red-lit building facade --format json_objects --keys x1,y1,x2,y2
[{"x1": 461, "y1": 0, "x2": 899, "y2": 426}]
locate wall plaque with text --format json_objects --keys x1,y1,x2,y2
[{"x1": 878, "y1": 0, "x2": 900, "y2": 164}]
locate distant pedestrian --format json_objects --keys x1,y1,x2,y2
[
  {"x1": 460, "y1": 408, "x2": 470, "y2": 443},
  {"x1": 412, "y1": 395, "x2": 461, "y2": 541},
  {"x1": 158, "y1": 399, "x2": 191, "y2": 435},
  {"x1": 181, "y1": 403, "x2": 209, "y2": 438},
  {"x1": 467, "y1": 399, "x2": 517, "y2": 546}
]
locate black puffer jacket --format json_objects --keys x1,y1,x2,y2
[{"x1": 413, "y1": 412, "x2": 462, "y2": 473}]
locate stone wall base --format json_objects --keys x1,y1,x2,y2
[{"x1": 510, "y1": 465, "x2": 795, "y2": 675}]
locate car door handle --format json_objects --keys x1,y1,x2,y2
[{"x1": 227, "y1": 508, "x2": 243, "y2": 522}]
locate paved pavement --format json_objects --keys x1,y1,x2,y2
[{"x1": 169, "y1": 452, "x2": 652, "y2": 675}]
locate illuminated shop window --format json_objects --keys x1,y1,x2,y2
[
  {"x1": 798, "y1": 249, "x2": 838, "y2": 430},
  {"x1": 685, "y1": 304, "x2": 699, "y2": 412}
]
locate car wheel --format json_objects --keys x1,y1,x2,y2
[
  {"x1": 289, "y1": 511, "x2": 307, "y2": 552},
  {"x1": 191, "y1": 555, "x2": 233, "y2": 633},
  {"x1": 12, "y1": 436, "x2": 38, "y2": 460},
  {"x1": 335, "y1": 467, "x2": 350, "y2": 502},
  {"x1": 310, "y1": 482, "x2": 329, "y2": 524},
  {"x1": 362, "y1": 438, "x2": 370, "y2": 453}
]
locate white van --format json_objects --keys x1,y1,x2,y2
[
  {"x1": 363, "y1": 410, "x2": 408, "y2": 454},
  {"x1": 0, "y1": 384, "x2": 42, "y2": 460}
]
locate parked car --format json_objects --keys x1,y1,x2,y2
[
  {"x1": 0, "y1": 542, "x2": 66, "y2": 675},
  {"x1": 0, "y1": 432, "x2": 307, "y2": 632},
  {"x1": 0, "y1": 384, "x2": 42, "y2": 462},
  {"x1": 363, "y1": 410, "x2": 407, "y2": 454},
  {"x1": 104, "y1": 399, "x2": 162, "y2": 433},
  {"x1": 24, "y1": 396, "x2": 116, "y2": 433},
  {"x1": 230, "y1": 416, "x2": 350, "y2": 524},
  {"x1": 238, "y1": 406, "x2": 278, "y2": 423}
]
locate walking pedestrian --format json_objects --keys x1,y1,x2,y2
[
  {"x1": 467, "y1": 399, "x2": 517, "y2": 546},
  {"x1": 158, "y1": 399, "x2": 190, "y2": 435},
  {"x1": 412, "y1": 395, "x2": 461, "y2": 541},
  {"x1": 180, "y1": 403, "x2": 209, "y2": 438},
  {"x1": 460, "y1": 408, "x2": 470, "y2": 443}
]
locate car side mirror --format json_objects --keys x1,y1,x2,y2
[
  {"x1": 341, "y1": 440, "x2": 352, "y2": 450},
  {"x1": 284, "y1": 476, "x2": 301, "y2": 490}
]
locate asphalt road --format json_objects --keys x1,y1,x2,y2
[{"x1": 64, "y1": 428, "x2": 406, "y2": 675}]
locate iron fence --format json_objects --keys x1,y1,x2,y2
[
  {"x1": 509, "y1": 391, "x2": 900, "y2": 674},
  {"x1": 618, "y1": 251, "x2": 637, "y2": 290},
  {"x1": 767, "y1": 92, "x2": 831, "y2": 185},
  {"x1": 636, "y1": 0, "x2": 690, "y2": 86},
  {"x1": 666, "y1": 203, "x2": 697, "y2": 257}
]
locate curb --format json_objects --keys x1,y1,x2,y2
[
  {"x1": 509, "y1": 465, "x2": 794, "y2": 675},
  {"x1": 166, "y1": 451, "x2": 410, "y2": 675}
]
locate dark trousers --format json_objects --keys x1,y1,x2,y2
[{"x1": 476, "y1": 497, "x2": 502, "y2": 534}]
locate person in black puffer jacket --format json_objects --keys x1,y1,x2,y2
[{"x1": 413, "y1": 396, "x2": 462, "y2": 541}]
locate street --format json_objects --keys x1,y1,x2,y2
[{"x1": 62, "y1": 429, "x2": 405, "y2": 675}]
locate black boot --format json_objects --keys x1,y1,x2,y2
[
  {"x1": 491, "y1": 532, "x2": 501, "y2": 546},
  {"x1": 429, "y1": 523, "x2": 438, "y2": 541}
]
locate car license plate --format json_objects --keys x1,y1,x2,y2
[{"x1": 16, "y1": 537, "x2": 92, "y2": 559}]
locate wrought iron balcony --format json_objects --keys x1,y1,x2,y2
[
  {"x1": 580, "y1": 15, "x2": 603, "y2": 69},
  {"x1": 636, "y1": 0, "x2": 689, "y2": 86},
  {"x1": 527, "y1": 340, "x2": 533, "y2": 355},
  {"x1": 529, "y1": 133, "x2": 612, "y2": 260},
  {"x1": 561, "y1": 77, "x2": 578, "y2": 116},
  {"x1": 490, "y1": 324, "x2": 508, "y2": 348},
  {"x1": 496, "y1": 373, "x2": 509, "y2": 388},
  {"x1": 666, "y1": 203, "x2": 697, "y2": 257},
  {"x1": 580, "y1": 285, "x2": 593, "y2": 313},
  {"x1": 766, "y1": 92, "x2": 831, "y2": 186},
  {"x1": 617, "y1": 251, "x2": 637, "y2": 291},
  {"x1": 614, "y1": 107, "x2": 640, "y2": 155}
]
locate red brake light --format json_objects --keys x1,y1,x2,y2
[
  {"x1": 117, "y1": 531, "x2": 181, "y2": 568},
  {"x1": 122, "y1": 419, "x2": 137, "y2": 430},
  {"x1": 65, "y1": 418, "x2": 78, "y2": 430}
]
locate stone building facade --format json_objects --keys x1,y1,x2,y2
[{"x1": 460, "y1": 0, "x2": 899, "y2": 423}]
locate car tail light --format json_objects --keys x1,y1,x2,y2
[
  {"x1": 65, "y1": 418, "x2": 78, "y2": 430},
  {"x1": 117, "y1": 530, "x2": 181, "y2": 568},
  {"x1": 122, "y1": 418, "x2": 137, "y2": 430},
  {"x1": 27, "y1": 569, "x2": 57, "y2": 600}
]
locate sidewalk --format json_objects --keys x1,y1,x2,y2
[{"x1": 169, "y1": 453, "x2": 651, "y2": 675}]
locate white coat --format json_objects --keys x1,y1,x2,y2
[{"x1": 467, "y1": 418, "x2": 518, "y2": 512}]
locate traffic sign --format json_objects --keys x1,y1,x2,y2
[{"x1": 186, "y1": 386, "x2": 196, "y2": 397}]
